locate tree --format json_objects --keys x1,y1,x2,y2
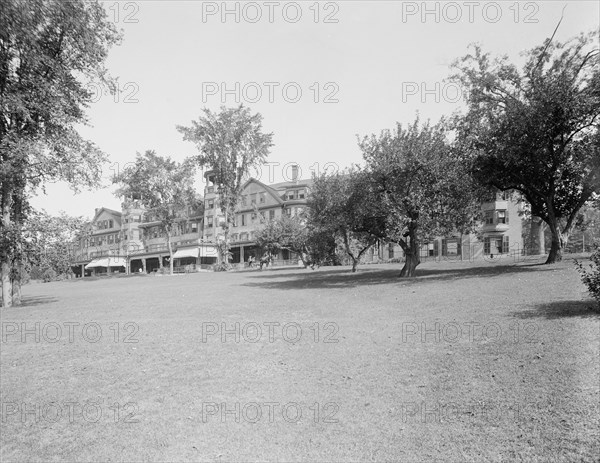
[
  {"x1": 359, "y1": 118, "x2": 483, "y2": 277},
  {"x1": 309, "y1": 169, "x2": 379, "y2": 272},
  {"x1": 254, "y1": 213, "x2": 337, "y2": 269},
  {"x1": 0, "y1": 0, "x2": 120, "y2": 307},
  {"x1": 27, "y1": 210, "x2": 86, "y2": 279},
  {"x1": 178, "y1": 105, "x2": 273, "y2": 267},
  {"x1": 451, "y1": 31, "x2": 600, "y2": 263},
  {"x1": 113, "y1": 151, "x2": 200, "y2": 275}
]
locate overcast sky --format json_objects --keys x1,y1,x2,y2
[{"x1": 31, "y1": 0, "x2": 600, "y2": 219}]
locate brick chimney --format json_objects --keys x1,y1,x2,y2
[{"x1": 292, "y1": 164, "x2": 299, "y2": 183}]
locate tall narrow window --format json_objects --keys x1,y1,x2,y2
[{"x1": 484, "y1": 237, "x2": 491, "y2": 254}]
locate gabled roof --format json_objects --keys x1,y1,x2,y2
[
  {"x1": 269, "y1": 178, "x2": 313, "y2": 191},
  {"x1": 240, "y1": 178, "x2": 285, "y2": 205},
  {"x1": 91, "y1": 207, "x2": 122, "y2": 224}
]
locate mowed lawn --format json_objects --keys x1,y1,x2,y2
[{"x1": 1, "y1": 256, "x2": 599, "y2": 462}]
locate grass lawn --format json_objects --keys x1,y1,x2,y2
[{"x1": 1, "y1": 256, "x2": 599, "y2": 462}]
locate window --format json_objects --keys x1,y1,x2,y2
[
  {"x1": 241, "y1": 195, "x2": 247, "y2": 206},
  {"x1": 485, "y1": 211, "x2": 494, "y2": 225},
  {"x1": 284, "y1": 208, "x2": 291, "y2": 216},
  {"x1": 191, "y1": 222, "x2": 198, "y2": 233},
  {"x1": 207, "y1": 216, "x2": 213, "y2": 228},
  {"x1": 109, "y1": 219, "x2": 114, "y2": 228},
  {"x1": 123, "y1": 234, "x2": 128, "y2": 241},
  {"x1": 501, "y1": 191, "x2": 509, "y2": 201},
  {"x1": 241, "y1": 214, "x2": 246, "y2": 226},
  {"x1": 298, "y1": 190, "x2": 305, "y2": 199},
  {"x1": 259, "y1": 211, "x2": 265, "y2": 220},
  {"x1": 259, "y1": 192, "x2": 266, "y2": 204},
  {"x1": 497, "y1": 210, "x2": 507, "y2": 224},
  {"x1": 108, "y1": 234, "x2": 114, "y2": 244},
  {"x1": 207, "y1": 199, "x2": 214, "y2": 209},
  {"x1": 502, "y1": 236, "x2": 509, "y2": 253},
  {"x1": 485, "y1": 236, "x2": 505, "y2": 255},
  {"x1": 251, "y1": 212, "x2": 257, "y2": 222},
  {"x1": 269, "y1": 210, "x2": 275, "y2": 220}
]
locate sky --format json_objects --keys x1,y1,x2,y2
[{"x1": 31, "y1": 0, "x2": 600, "y2": 219}]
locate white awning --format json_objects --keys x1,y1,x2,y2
[
  {"x1": 85, "y1": 258, "x2": 108, "y2": 269},
  {"x1": 84, "y1": 257, "x2": 126, "y2": 269},
  {"x1": 173, "y1": 247, "x2": 199, "y2": 259},
  {"x1": 106, "y1": 257, "x2": 126, "y2": 267}
]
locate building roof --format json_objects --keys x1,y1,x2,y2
[
  {"x1": 91, "y1": 207, "x2": 122, "y2": 223},
  {"x1": 269, "y1": 178, "x2": 313, "y2": 191},
  {"x1": 240, "y1": 178, "x2": 285, "y2": 204}
]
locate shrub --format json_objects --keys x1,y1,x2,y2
[
  {"x1": 42, "y1": 268, "x2": 57, "y2": 283},
  {"x1": 575, "y1": 246, "x2": 600, "y2": 307},
  {"x1": 212, "y1": 262, "x2": 231, "y2": 272}
]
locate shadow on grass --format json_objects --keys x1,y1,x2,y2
[
  {"x1": 19, "y1": 296, "x2": 59, "y2": 307},
  {"x1": 241, "y1": 262, "x2": 557, "y2": 290},
  {"x1": 510, "y1": 299, "x2": 600, "y2": 320}
]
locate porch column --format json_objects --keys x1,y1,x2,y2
[
  {"x1": 81, "y1": 264, "x2": 85, "y2": 278},
  {"x1": 240, "y1": 246, "x2": 245, "y2": 264},
  {"x1": 142, "y1": 258, "x2": 147, "y2": 273}
]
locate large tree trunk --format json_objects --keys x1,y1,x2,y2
[
  {"x1": 546, "y1": 229, "x2": 568, "y2": 264},
  {"x1": 399, "y1": 231, "x2": 420, "y2": 277},
  {"x1": 167, "y1": 232, "x2": 174, "y2": 275},
  {"x1": 342, "y1": 232, "x2": 359, "y2": 273},
  {"x1": 545, "y1": 210, "x2": 569, "y2": 264},
  {"x1": 1, "y1": 187, "x2": 13, "y2": 308},
  {"x1": 1, "y1": 261, "x2": 11, "y2": 308}
]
